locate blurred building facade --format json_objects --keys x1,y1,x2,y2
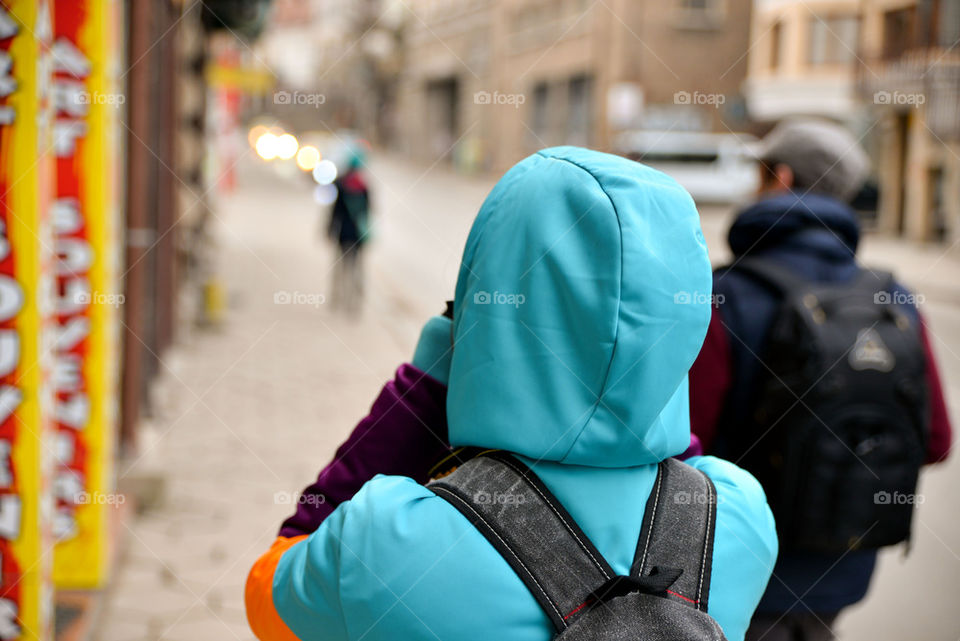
[
  {"x1": 256, "y1": 0, "x2": 404, "y2": 142},
  {"x1": 859, "y1": 0, "x2": 960, "y2": 241},
  {"x1": 744, "y1": 0, "x2": 862, "y2": 122},
  {"x1": 742, "y1": 0, "x2": 959, "y2": 242},
  {"x1": 392, "y1": 0, "x2": 755, "y2": 172},
  {"x1": 250, "y1": 0, "x2": 958, "y2": 241}
]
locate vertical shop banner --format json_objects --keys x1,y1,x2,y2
[
  {"x1": 0, "y1": 1, "x2": 54, "y2": 639},
  {"x1": 51, "y1": 0, "x2": 118, "y2": 589}
]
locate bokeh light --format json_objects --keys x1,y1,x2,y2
[
  {"x1": 255, "y1": 133, "x2": 279, "y2": 160},
  {"x1": 247, "y1": 125, "x2": 268, "y2": 148},
  {"x1": 295, "y1": 145, "x2": 320, "y2": 171},
  {"x1": 276, "y1": 133, "x2": 299, "y2": 160},
  {"x1": 313, "y1": 183, "x2": 338, "y2": 206},
  {"x1": 312, "y1": 159, "x2": 338, "y2": 185}
]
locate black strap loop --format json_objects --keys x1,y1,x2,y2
[{"x1": 587, "y1": 567, "x2": 684, "y2": 605}]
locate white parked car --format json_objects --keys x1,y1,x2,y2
[{"x1": 615, "y1": 131, "x2": 760, "y2": 204}]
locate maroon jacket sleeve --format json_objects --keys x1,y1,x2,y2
[
  {"x1": 920, "y1": 315, "x2": 952, "y2": 464},
  {"x1": 689, "y1": 306, "x2": 732, "y2": 453},
  {"x1": 278, "y1": 363, "x2": 450, "y2": 538}
]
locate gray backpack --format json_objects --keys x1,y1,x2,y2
[{"x1": 429, "y1": 450, "x2": 727, "y2": 640}]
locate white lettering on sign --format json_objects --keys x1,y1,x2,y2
[
  {"x1": 0, "y1": 52, "x2": 14, "y2": 98},
  {"x1": 0, "y1": 441, "x2": 11, "y2": 489},
  {"x1": 53, "y1": 470, "x2": 84, "y2": 502},
  {"x1": 52, "y1": 79, "x2": 87, "y2": 117},
  {"x1": 0, "y1": 597, "x2": 20, "y2": 640},
  {"x1": 0, "y1": 330, "x2": 19, "y2": 378},
  {"x1": 55, "y1": 277, "x2": 90, "y2": 315},
  {"x1": 53, "y1": 119, "x2": 87, "y2": 157},
  {"x1": 54, "y1": 316, "x2": 89, "y2": 352},
  {"x1": 0, "y1": 388, "x2": 22, "y2": 427},
  {"x1": 55, "y1": 394, "x2": 89, "y2": 431},
  {"x1": 52, "y1": 505, "x2": 77, "y2": 540},
  {"x1": 0, "y1": 220, "x2": 9, "y2": 262},
  {"x1": 51, "y1": 198, "x2": 82, "y2": 235},
  {"x1": 0, "y1": 494, "x2": 21, "y2": 540},
  {"x1": 52, "y1": 30, "x2": 98, "y2": 547},
  {"x1": 0, "y1": 9, "x2": 18, "y2": 40},
  {"x1": 51, "y1": 37, "x2": 90, "y2": 78},
  {"x1": 0, "y1": 275, "x2": 24, "y2": 322},
  {"x1": 53, "y1": 431, "x2": 74, "y2": 465},
  {"x1": 56, "y1": 237, "x2": 94, "y2": 275},
  {"x1": 52, "y1": 353, "x2": 82, "y2": 393}
]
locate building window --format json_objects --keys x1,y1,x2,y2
[
  {"x1": 530, "y1": 82, "x2": 550, "y2": 144},
  {"x1": 916, "y1": 0, "x2": 960, "y2": 48},
  {"x1": 882, "y1": 7, "x2": 916, "y2": 60},
  {"x1": 770, "y1": 20, "x2": 783, "y2": 70},
  {"x1": 678, "y1": 0, "x2": 719, "y2": 13},
  {"x1": 808, "y1": 15, "x2": 859, "y2": 65},
  {"x1": 566, "y1": 74, "x2": 593, "y2": 147},
  {"x1": 674, "y1": 0, "x2": 725, "y2": 28},
  {"x1": 937, "y1": 0, "x2": 960, "y2": 48}
]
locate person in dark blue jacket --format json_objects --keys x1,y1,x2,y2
[{"x1": 689, "y1": 119, "x2": 953, "y2": 641}]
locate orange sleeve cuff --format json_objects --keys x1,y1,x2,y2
[{"x1": 245, "y1": 535, "x2": 308, "y2": 641}]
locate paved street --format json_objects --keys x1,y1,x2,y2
[{"x1": 99, "y1": 152, "x2": 960, "y2": 640}]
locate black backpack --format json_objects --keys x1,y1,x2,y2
[
  {"x1": 725, "y1": 258, "x2": 928, "y2": 553},
  {"x1": 429, "y1": 450, "x2": 728, "y2": 640}
]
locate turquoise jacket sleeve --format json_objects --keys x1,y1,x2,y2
[
  {"x1": 272, "y1": 506, "x2": 350, "y2": 641},
  {"x1": 688, "y1": 455, "x2": 779, "y2": 639},
  {"x1": 271, "y1": 475, "x2": 553, "y2": 641},
  {"x1": 411, "y1": 315, "x2": 453, "y2": 385}
]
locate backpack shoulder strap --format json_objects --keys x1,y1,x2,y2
[
  {"x1": 428, "y1": 451, "x2": 614, "y2": 633},
  {"x1": 850, "y1": 266, "x2": 896, "y2": 295},
  {"x1": 631, "y1": 458, "x2": 718, "y2": 613},
  {"x1": 732, "y1": 257, "x2": 899, "y2": 300},
  {"x1": 724, "y1": 256, "x2": 809, "y2": 296}
]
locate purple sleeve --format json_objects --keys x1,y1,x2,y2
[
  {"x1": 278, "y1": 363, "x2": 450, "y2": 538},
  {"x1": 920, "y1": 315, "x2": 953, "y2": 463},
  {"x1": 677, "y1": 433, "x2": 703, "y2": 460}
]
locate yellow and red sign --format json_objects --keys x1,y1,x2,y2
[
  {"x1": 50, "y1": 0, "x2": 119, "y2": 589},
  {"x1": 0, "y1": 0, "x2": 55, "y2": 638}
]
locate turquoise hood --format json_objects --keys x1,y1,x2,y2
[
  {"x1": 448, "y1": 147, "x2": 712, "y2": 467},
  {"x1": 266, "y1": 148, "x2": 778, "y2": 641}
]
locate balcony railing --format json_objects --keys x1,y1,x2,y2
[{"x1": 858, "y1": 48, "x2": 960, "y2": 140}]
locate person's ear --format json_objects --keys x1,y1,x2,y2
[{"x1": 773, "y1": 163, "x2": 794, "y2": 190}]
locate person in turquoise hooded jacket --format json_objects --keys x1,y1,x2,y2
[{"x1": 246, "y1": 147, "x2": 778, "y2": 641}]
